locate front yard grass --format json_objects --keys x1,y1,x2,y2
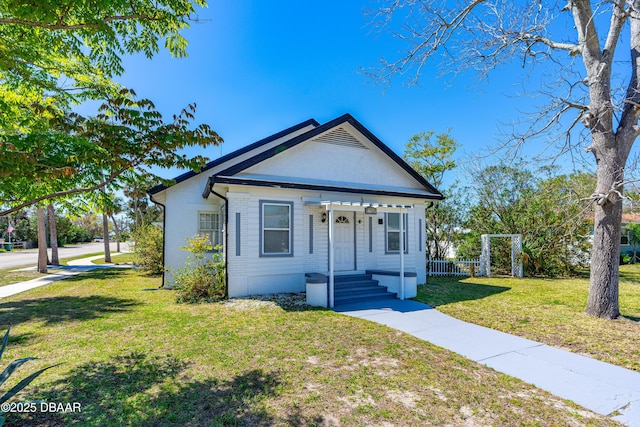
[
  {"x1": 415, "y1": 265, "x2": 640, "y2": 372},
  {"x1": 91, "y1": 252, "x2": 134, "y2": 265},
  {"x1": 0, "y1": 252, "x2": 106, "y2": 287},
  {"x1": 1, "y1": 269, "x2": 616, "y2": 426},
  {"x1": 0, "y1": 268, "x2": 47, "y2": 287}
]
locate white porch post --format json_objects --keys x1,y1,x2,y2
[
  {"x1": 328, "y1": 205, "x2": 335, "y2": 308},
  {"x1": 400, "y1": 208, "x2": 405, "y2": 300}
]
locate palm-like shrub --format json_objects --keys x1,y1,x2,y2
[{"x1": 0, "y1": 326, "x2": 55, "y2": 426}]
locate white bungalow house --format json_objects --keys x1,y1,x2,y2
[{"x1": 149, "y1": 114, "x2": 443, "y2": 307}]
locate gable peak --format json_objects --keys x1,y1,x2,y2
[{"x1": 312, "y1": 127, "x2": 368, "y2": 150}]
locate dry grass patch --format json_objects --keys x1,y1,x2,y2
[
  {"x1": 415, "y1": 266, "x2": 640, "y2": 371},
  {"x1": 0, "y1": 269, "x2": 618, "y2": 426}
]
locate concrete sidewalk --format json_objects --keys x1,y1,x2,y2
[
  {"x1": 335, "y1": 299, "x2": 640, "y2": 426},
  {"x1": 1, "y1": 253, "x2": 131, "y2": 300}
]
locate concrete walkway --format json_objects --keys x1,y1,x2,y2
[
  {"x1": 0, "y1": 253, "x2": 131, "y2": 299},
  {"x1": 335, "y1": 299, "x2": 640, "y2": 427}
]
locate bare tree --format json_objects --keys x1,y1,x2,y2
[{"x1": 368, "y1": 0, "x2": 640, "y2": 319}]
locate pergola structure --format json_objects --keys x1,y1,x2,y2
[{"x1": 480, "y1": 234, "x2": 523, "y2": 278}]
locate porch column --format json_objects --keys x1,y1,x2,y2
[
  {"x1": 328, "y1": 206, "x2": 335, "y2": 308},
  {"x1": 400, "y1": 207, "x2": 405, "y2": 300}
]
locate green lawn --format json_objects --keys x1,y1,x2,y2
[
  {"x1": 1, "y1": 269, "x2": 615, "y2": 426},
  {"x1": 415, "y1": 265, "x2": 640, "y2": 372},
  {"x1": 0, "y1": 252, "x2": 107, "y2": 287},
  {"x1": 90, "y1": 252, "x2": 135, "y2": 265},
  {"x1": 0, "y1": 268, "x2": 47, "y2": 287}
]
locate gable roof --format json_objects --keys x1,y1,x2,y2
[
  {"x1": 206, "y1": 113, "x2": 443, "y2": 200},
  {"x1": 148, "y1": 118, "x2": 320, "y2": 195}
]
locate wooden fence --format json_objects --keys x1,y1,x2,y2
[{"x1": 427, "y1": 258, "x2": 481, "y2": 277}]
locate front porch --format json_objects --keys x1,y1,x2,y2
[{"x1": 319, "y1": 200, "x2": 421, "y2": 308}]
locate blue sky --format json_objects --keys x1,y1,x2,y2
[{"x1": 112, "y1": 1, "x2": 599, "y2": 183}]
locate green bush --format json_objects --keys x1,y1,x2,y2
[
  {"x1": 132, "y1": 224, "x2": 164, "y2": 274},
  {"x1": 174, "y1": 235, "x2": 226, "y2": 303}
]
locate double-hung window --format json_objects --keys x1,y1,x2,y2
[
  {"x1": 199, "y1": 212, "x2": 220, "y2": 248},
  {"x1": 260, "y1": 201, "x2": 293, "y2": 256},
  {"x1": 385, "y1": 212, "x2": 408, "y2": 254}
]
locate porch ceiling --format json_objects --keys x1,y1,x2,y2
[{"x1": 317, "y1": 200, "x2": 414, "y2": 210}]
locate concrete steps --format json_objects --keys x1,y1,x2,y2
[{"x1": 333, "y1": 274, "x2": 397, "y2": 306}]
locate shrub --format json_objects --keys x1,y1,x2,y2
[
  {"x1": 174, "y1": 235, "x2": 226, "y2": 303},
  {"x1": 0, "y1": 326, "x2": 56, "y2": 426},
  {"x1": 132, "y1": 224, "x2": 164, "y2": 274}
]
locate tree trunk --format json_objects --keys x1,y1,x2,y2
[
  {"x1": 103, "y1": 212, "x2": 111, "y2": 263},
  {"x1": 36, "y1": 207, "x2": 48, "y2": 273},
  {"x1": 47, "y1": 203, "x2": 59, "y2": 265},
  {"x1": 110, "y1": 213, "x2": 121, "y2": 253},
  {"x1": 586, "y1": 143, "x2": 626, "y2": 319}
]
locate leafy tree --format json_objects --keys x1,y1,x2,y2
[
  {"x1": 108, "y1": 196, "x2": 126, "y2": 253},
  {"x1": 403, "y1": 130, "x2": 461, "y2": 259},
  {"x1": 124, "y1": 176, "x2": 163, "y2": 229},
  {"x1": 368, "y1": 1, "x2": 640, "y2": 318},
  {"x1": 0, "y1": 0, "x2": 207, "y2": 105},
  {"x1": 0, "y1": 0, "x2": 219, "y2": 248},
  {"x1": 0, "y1": 90, "x2": 222, "y2": 216},
  {"x1": 458, "y1": 164, "x2": 592, "y2": 276},
  {"x1": 626, "y1": 223, "x2": 640, "y2": 263}
]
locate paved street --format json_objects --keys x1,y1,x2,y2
[{"x1": 0, "y1": 242, "x2": 129, "y2": 269}]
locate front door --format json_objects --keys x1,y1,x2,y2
[{"x1": 334, "y1": 214, "x2": 355, "y2": 271}]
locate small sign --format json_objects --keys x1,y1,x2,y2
[
  {"x1": 364, "y1": 207, "x2": 377, "y2": 215},
  {"x1": 6, "y1": 225, "x2": 13, "y2": 233}
]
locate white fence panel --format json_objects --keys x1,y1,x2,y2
[{"x1": 427, "y1": 259, "x2": 481, "y2": 277}]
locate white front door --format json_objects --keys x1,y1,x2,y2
[{"x1": 334, "y1": 214, "x2": 355, "y2": 271}]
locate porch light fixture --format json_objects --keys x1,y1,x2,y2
[{"x1": 321, "y1": 213, "x2": 327, "y2": 223}]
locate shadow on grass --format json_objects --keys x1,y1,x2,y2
[
  {"x1": 0, "y1": 295, "x2": 139, "y2": 327},
  {"x1": 7, "y1": 330, "x2": 36, "y2": 346},
  {"x1": 62, "y1": 268, "x2": 129, "y2": 281},
  {"x1": 416, "y1": 277, "x2": 511, "y2": 307},
  {"x1": 10, "y1": 353, "x2": 288, "y2": 427}
]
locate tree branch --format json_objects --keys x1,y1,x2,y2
[
  {"x1": 603, "y1": 0, "x2": 628, "y2": 56},
  {"x1": 0, "y1": 14, "x2": 164, "y2": 31},
  {"x1": 0, "y1": 164, "x2": 131, "y2": 217}
]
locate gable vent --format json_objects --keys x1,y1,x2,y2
[{"x1": 313, "y1": 128, "x2": 368, "y2": 150}]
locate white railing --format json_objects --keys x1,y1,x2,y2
[{"x1": 428, "y1": 258, "x2": 481, "y2": 277}]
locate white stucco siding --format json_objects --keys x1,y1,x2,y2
[
  {"x1": 159, "y1": 174, "x2": 221, "y2": 285},
  {"x1": 303, "y1": 205, "x2": 326, "y2": 273},
  {"x1": 205, "y1": 124, "x2": 317, "y2": 177},
  {"x1": 414, "y1": 204, "x2": 427, "y2": 284},
  {"x1": 226, "y1": 187, "x2": 307, "y2": 297},
  {"x1": 369, "y1": 204, "x2": 425, "y2": 277},
  {"x1": 202, "y1": 186, "x2": 425, "y2": 297},
  {"x1": 242, "y1": 128, "x2": 423, "y2": 190}
]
